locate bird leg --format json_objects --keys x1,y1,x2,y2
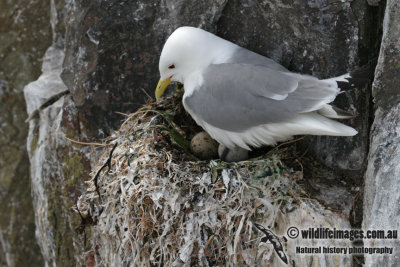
[
  {"x1": 220, "y1": 147, "x2": 230, "y2": 162},
  {"x1": 218, "y1": 144, "x2": 249, "y2": 162}
]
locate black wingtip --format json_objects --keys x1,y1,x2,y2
[{"x1": 337, "y1": 58, "x2": 377, "y2": 91}]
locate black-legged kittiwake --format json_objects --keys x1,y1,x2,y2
[{"x1": 155, "y1": 26, "x2": 360, "y2": 159}]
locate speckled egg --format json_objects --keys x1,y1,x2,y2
[{"x1": 190, "y1": 132, "x2": 219, "y2": 160}]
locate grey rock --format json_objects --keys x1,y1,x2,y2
[
  {"x1": 0, "y1": 79, "x2": 44, "y2": 267},
  {"x1": 25, "y1": 46, "x2": 98, "y2": 266},
  {"x1": 0, "y1": 0, "x2": 52, "y2": 91},
  {"x1": 61, "y1": 0, "x2": 228, "y2": 131},
  {"x1": 24, "y1": 46, "x2": 68, "y2": 117},
  {"x1": 367, "y1": 0, "x2": 381, "y2": 6},
  {"x1": 217, "y1": 0, "x2": 358, "y2": 78},
  {"x1": 23, "y1": 1, "x2": 98, "y2": 265},
  {"x1": 0, "y1": 79, "x2": 6, "y2": 95},
  {"x1": 363, "y1": 0, "x2": 400, "y2": 265},
  {"x1": 0, "y1": 0, "x2": 54, "y2": 265}
]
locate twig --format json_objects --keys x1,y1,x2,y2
[
  {"x1": 265, "y1": 136, "x2": 305, "y2": 158},
  {"x1": 94, "y1": 142, "x2": 118, "y2": 200},
  {"x1": 140, "y1": 88, "x2": 154, "y2": 101},
  {"x1": 204, "y1": 235, "x2": 215, "y2": 257},
  {"x1": 354, "y1": 256, "x2": 361, "y2": 265},
  {"x1": 64, "y1": 136, "x2": 107, "y2": 147},
  {"x1": 115, "y1": 111, "x2": 130, "y2": 117},
  {"x1": 75, "y1": 203, "x2": 85, "y2": 221},
  {"x1": 74, "y1": 203, "x2": 89, "y2": 247},
  {"x1": 25, "y1": 90, "x2": 70, "y2": 122}
]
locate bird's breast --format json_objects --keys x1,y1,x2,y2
[{"x1": 182, "y1": 70, "x2": 205, "y2": 98}]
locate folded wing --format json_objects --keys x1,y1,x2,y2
[{"x1": 183, "y1": 63, "x2": 339, "y2": 132}]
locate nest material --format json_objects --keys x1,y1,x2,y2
[{"x1": 77, "y1": 94, "x2": 310, "y2": 266}]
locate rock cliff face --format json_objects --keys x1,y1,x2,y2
[
  {"x1": 3, "y1": 0, "x2": 396, "y2": 266},
  {"x1": 363, "y1": 0, "x2": 400, "y2": 266},
  {"x1": 0, "y1": 0, "x2": 53, "y2": 265},
  {"x1": 23, "y1": 1, "x2": 101, "y2": 266},
  {"x1": 61, "y1": 0, "x2": 231, "y2": 132},
  {"x1": 24, "y1": 45, "x2": 94, "y2": 266}
]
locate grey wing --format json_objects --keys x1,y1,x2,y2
[
  {"x1": 183, "y1": 63, "x2": 338, "y2": 132},
  {"x1": 226, "y1": 46, "x2": 290, "y2": 72}
]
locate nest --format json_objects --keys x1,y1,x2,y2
[{"x1": 77, "y1": 93, "x2": 309, "y2": 266}]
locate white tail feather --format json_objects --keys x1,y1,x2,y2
[
  {"x1": 317, "y1": 104, "x2": 354, "y2": 119},
  {"x1": 201, "y1": 112, "x2": 358, "y2": 150}
]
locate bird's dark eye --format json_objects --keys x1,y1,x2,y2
[{"x1": 168, "y1": 64, "x2": 175, "y2": 69}]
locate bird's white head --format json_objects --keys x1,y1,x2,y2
[{"x1": 155, "y1": 26, "x2": 234, "y2": 100}]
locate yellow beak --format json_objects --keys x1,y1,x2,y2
[{"x1": 155, "y1": 77, "x2": 171, "y2": 101}]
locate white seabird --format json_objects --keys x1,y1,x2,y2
[{"x1": 155, "y1": 26, "x2": 358, "y2": 156}]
